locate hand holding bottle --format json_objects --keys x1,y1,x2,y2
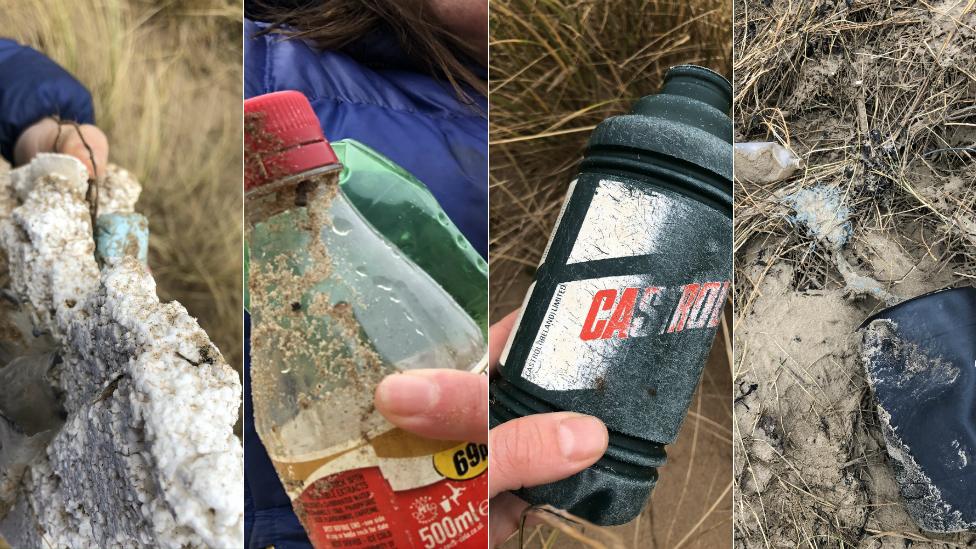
[{"x1": 374, "y1": 310, "x2": 609, "y2": 547}]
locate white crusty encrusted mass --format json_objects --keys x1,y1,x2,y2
[{"x1": 0, "y1": 155, "x2": 243, "y2": 549}]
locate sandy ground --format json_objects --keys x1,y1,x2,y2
[
  {"x1": 493, "y1": 273, "x2": 732, "y2": 549},
  {"x1": 734, "y1": 230, "x2": 976, "y2": 547},
  {"x1": 732, "y1": 0, "x2": 976, "y2": 542}
]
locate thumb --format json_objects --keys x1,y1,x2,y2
[
  {"x1": 489, "y1": 412, "x2": 607, "y2": 497},
  {"x1": 374, "y1": 369, "x2": 488, "y2": 444}
]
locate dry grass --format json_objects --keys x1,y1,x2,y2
[
  {"x1": 0, "y1": 0, "x2": 244, "y2": 370},
  {"x1": 733, "y1": 0, "x2": 976, "y2": 317},
  {"x1": 490, "y1": 3, "x2": 732, "y2": 546}
]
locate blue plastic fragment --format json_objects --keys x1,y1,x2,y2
[{"x1": 94, "y1": 212, "x2": 149, "y2": 265}]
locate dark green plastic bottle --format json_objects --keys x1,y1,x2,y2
[{"x1": 488, "y1": 65, "x2": 733, "y2": 525}]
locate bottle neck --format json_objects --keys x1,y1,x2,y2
[
  {"x1": 657, "y1": 65, "x2": 732, "y2": 114},
  {"x1": 245, "y1": 165, "x2": 344, "y2": 226}
]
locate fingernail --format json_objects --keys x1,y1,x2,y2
[
  {"x1": 375, "y1": 373, "x2": 439, "y2": 416},
  {"x1": 557, "y1": 415, "x2": 608, "y2": 461}
]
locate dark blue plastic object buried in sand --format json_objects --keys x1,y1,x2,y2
[{"x1": 860, "y1": 286, "x2": 976, "y2": 533}]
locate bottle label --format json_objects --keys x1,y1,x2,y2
[
  {"x1": 298, "y1": 467, "x2": 488, "y2": 549},
  {"x1": 521, "y1": 275, "x2": 729, "y2": 391},
  {"x1": 567, "y1": 178, "x2": 697, "y2": 263},
  {"x1": 279, "y1": 440, "x2": 489, "y2": 549},
  {"x1": 502, "y1": 174, "x2": 732, "y2": 442}
]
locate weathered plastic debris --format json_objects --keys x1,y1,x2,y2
[
  {"x1": 734, "y1": 142, "x2": 802, "y2": 183},
  {"x1": 0, "y1": 155, "x2": 243, "y2": 549},
  {"x1": 783, "y1": 184, "x2": 898, "y2": 305},
  {"x1": 95, "y1": 212, "x2": 149, "y2": 265},
  {"x1": 860, "y1": 287, "x2": 976, "y2": 533}
]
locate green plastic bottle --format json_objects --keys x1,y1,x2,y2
[{"x1": 245, "y1": 91, "x2": 488, "y2": 549}]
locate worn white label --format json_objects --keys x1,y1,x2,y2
[
  {"x1": 518, "y1": 276, "x2": 729, "y2": 391},
  {"x1": 521, "y1": 275, "x2": 646, "y2": 391},
  {"x1": 567, "y1": 179, "x2": 694, "y2": 264}
]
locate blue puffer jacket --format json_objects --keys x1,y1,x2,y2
[
  {"x1": 0, "y1": 39, "x2": 95, "y2": 163},
  {"x1": 244, "y1": 19, "x2": 487, "y2": 549}
]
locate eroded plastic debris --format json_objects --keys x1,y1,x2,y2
[
  {"x1": 783, "y1": 185, "x2": 898, "y2": 305},
  {"x1": 0, "y1": 155, "x2": 243, "y2": 549},
  {"x1": 860, "y1": 287, "x2": 976, "y2": 533},
  {"x1": 95, "y1": 212, "x2": 149, "y2": 265},
  {"x1": 734, "y1": 142, "x2": 802, "y2": 183}
]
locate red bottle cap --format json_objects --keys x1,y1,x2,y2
[{"x1": 244, "y1": 91, "x2": 340, "y2": 191}]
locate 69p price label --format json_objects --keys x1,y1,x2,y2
[{"x1": 433, "y1": 442, "x2": 488, "y2": 480}]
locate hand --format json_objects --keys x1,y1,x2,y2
[
  {"x1": 373, "y1": 310, "x2": 609, "y2": 547},
  {"x1": 14, "y1": 118, "x2": 109, "y2": 178}
]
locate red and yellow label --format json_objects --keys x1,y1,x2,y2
[{"x1": 298, "y1": 464, "x2": 488, "y2": 549}]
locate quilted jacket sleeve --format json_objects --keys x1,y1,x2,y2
[{"x1": 0, "y1": 39, "x2": 95, "y2": 163}]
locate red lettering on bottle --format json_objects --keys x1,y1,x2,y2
[
  {"x1": 580, "y1": 289, "x2": 617, "y2": 341},
  {"x1": 707, "y1": 281, "x2": 730, "y2": 327},
  {"x1": 686, "y1": 281, "x2": 723, "y2": 329},
  {"x1": 627, "y1": 286, "x2": 663, "y2": 338},
  {"x1": 667, "y1": 283, "x2": 701, "y2": 333},
  {"x1": 641, "y1": 286, "x2": 663, "y2": 307},
  {"x1": 585, "y1": 281, "x2": 727, "y2": 339},
  {"x1": 600, "y1": 287, "x2": 640, "y2": 339}
]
